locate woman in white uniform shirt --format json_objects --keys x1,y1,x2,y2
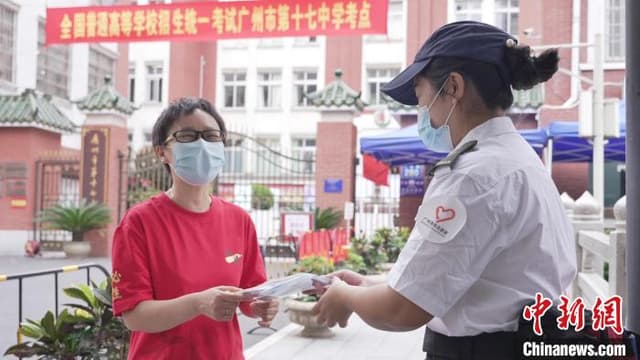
[{"x1": 313, "y1": 21, "x2": 577, "y2": 359}]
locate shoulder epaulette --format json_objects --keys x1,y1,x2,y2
[{"x1": 428, "y1": 140, "x2": 478, "y2": 177}]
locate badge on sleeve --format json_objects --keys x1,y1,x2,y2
[{"x1": 415, "y1": 196, "x2": 467, "y2": 243}]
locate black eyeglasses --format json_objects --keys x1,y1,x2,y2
[{"x1": 164, "y1": 129, "x2": 226, "y2": 145}]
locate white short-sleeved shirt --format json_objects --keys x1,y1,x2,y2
[{"x1": 388, "y1": 116, "x2": 577, "y2": 337}]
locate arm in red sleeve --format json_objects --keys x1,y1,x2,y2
[
  {"x1": 239, "y1": 215, "x2": 267, "y2": 317},
  {"x1": 111, "y1": 212, "x2": 154, "y2": 317}
]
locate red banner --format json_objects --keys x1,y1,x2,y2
[{"x1": 46, "y1": 0, "x2": 388, "y2": 45}]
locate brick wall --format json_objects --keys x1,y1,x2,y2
[
  {"x1": 0, "y1": 128, "x2": 61, "y2": 231},
  {"x1": 315, "y1": 120, "x2": 357, "y2": 221}
]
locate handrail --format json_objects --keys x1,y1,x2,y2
[{"x1": 0, "y1": 263, "x2": 110, "y2": 347}]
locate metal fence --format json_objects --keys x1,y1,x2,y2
[{"x1": 354, "y1": 172, "x2": 401, "y2": 237}]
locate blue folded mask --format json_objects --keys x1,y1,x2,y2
[{"x1": 171, "y1": 139, "x2": 225, "y2": 186}]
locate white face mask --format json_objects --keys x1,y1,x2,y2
[
  {"x1": 170, "y1": 139, "x2": 225, "y2": 186},
  {"x1": 417, "y1": 80, "x2": 457, "y2": 153}
]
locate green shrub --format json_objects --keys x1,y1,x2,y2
[
  {"x1": 5, "y1": 278, "x2": 129, "y2": 359},
  {"x1": 376, "y1": 227, "x2": 410, "y2": 263},
  {"x1": 336, "y1": 252, "x2": 368, "y2": 275},
  {"x1": 39, "y1": 200, "x2": 111, "y2": 242},
  {"x1": 251, "y1": 184, "x2": 274, "y2": 210},
  {"x1": 289, "y1": 255, "x2": 334, "y2": 275},
  {"x1": 314, "y1": 207, "x2": 343, "y2": 230},
  {"x1": 350, "y1": 232, "x2": 387, "y2": 274}
]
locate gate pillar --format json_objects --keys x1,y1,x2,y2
[
  {"x1": 77, "y1": 76, "x2": 135, "y2": 256},
  {"x1": 307, "y1": 70, "x2": 364, "y2": 227}
]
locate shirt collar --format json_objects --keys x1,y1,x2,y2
[{"x1": 455, "y1": 116, "x2": 517, "y2": 149}]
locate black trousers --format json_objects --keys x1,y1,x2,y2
[{"x1": 423, "y1": 328, "x2": 518, "y2": 360}]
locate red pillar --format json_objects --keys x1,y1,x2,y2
[
  {"x1": 80, "y1": 114, "x2": 129, "y2": 256},
  {"x1": 315, "y1": 112, "x2": 357, "y2": 221}
]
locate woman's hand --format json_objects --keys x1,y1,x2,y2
[
  {"x1": 312, "y1": 278, "x2": 353, "y2": 328},
  {"x1": 195, "y1": 286, "x2": 245, "y2": 322},
  {"x1": 249, "y1": 298, "x2": 280, "y2": 327},
  {"x1": 329, "y1": 269, "x2": 369, "y2": 286}
]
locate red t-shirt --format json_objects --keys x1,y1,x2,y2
[{"x1": 111, "y1": 193, "x2": 266, "y2": 360}]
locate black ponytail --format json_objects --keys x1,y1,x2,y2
[{"x1": 506, "y1": 46, "x2": 559, "y2": 90}]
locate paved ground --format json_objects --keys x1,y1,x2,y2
[
  {"x1": 0, "y1": 255, "x2": 289, "y2": 358},
  {"x1": 244, "y1": 315, "x2": 426, "y2": 360}
]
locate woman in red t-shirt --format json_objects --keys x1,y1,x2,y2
[{"x1": 112, "y1": 97, "x2": 278, "y2": 359}]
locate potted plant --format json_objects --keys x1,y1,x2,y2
[
  {"x1": 376, "y1": 227, "x2": 410, "y2": 271},
  {"x1": 314, "y1": 207, "x2": 343, "y2": 230},
  {"x1": 285, "y1": 255, "x2": 335, "y2": 338},
  {"x1": 349, "y1": 231, "x2": 388, "y2": 274},
  {"x1": 38, "y1": 200, "x2": 111, "y2": 258},
  {"x1": 4, "y1": 278, "x2": 129, "y2": 359}
]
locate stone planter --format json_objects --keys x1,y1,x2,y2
[
  {"x1": 285, "y1": 298, "x2": 334, "y2": 338},
  {"x1": 63, "y1": 241, "x2": 91, "y2": 258}
]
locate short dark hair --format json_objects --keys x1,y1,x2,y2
[
  {"x1": 152, "y1": 97, "x2": 227, "y2": 174},
  {"x1": 419, "y1": 47, "x2": 559, "y2": 110}
]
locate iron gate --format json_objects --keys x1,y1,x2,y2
[{"x1": 33, "y1": 155, "x2": 81, "y2": 250}]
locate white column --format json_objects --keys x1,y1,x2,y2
[{"x1": 592, "y1": 34, "x2": 605, "y2": 212}]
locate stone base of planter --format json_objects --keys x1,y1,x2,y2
[
  {"x1": 285, "y1": 298, "x2": 334, "y2": 338},
  {"x1": 63, "y1": 241, "x2": 91, "y2": 258}
]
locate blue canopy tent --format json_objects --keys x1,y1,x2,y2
[
  {"x1": 361, "y1": 99, "x2": 626, "y2": 166},
  {"x1": 546, "y1": 122, "x2": 626, "y2": 162},
  {"x1": 360, "y1": 124, "x2": 549, "y2": 167},
  {"x1": 547, "y1": 100, "x2": 626, "y2": 162}
]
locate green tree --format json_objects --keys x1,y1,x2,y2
[{"x1": 251, "y1": 184, "x2": 274, "y2": 210}]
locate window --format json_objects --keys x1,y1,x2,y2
[
  {"x1": 453, "y1": 0, "x2": 520, "y2": 35},
  {"x1": 387, "y1": 1, "x2": 404, "y2": 39},
  {"x1": 368, "y1": 0, "x2": 403, "y2": 41},
  {"x1": 293, "y1": 70, "x2": 317, "y2": 107},
  {"x1": 224, "y1": 137, "x2": 245, "y2": 173},
  {"x1": 128, "y1": 64, "x2": 135, "y2": 103},
  {"x1": 291, "y1": 137, "x2": 316, "y2": 174},
  {"x1": 454, "y1": 0, "x2": 483, "y2": 21},
  {"x1": 254, "y1": 137, "x2": 281, "y2": 175},
  {"x1": 36, "y1": 20, "x2": 70, "y2": 98},
  {"x1": 293, "y1": 36, "x2": 318, "y2": 45},
  {"x1": 145, "y1": 63, "x2": 163, "y2": 102},
  {"x1": 258, "y1": 38, "x2": 284, "y2": 47},
  {"x1": 257, "y1": 71, "x2": 282, "y2": 109},
  {"x1": 494, "y1": 0, "x2": 519, "y2": 35},
  {"x1": 605, "y1": 0, "x2": 625, "y2": 61},
  {"x1": 223, "y1": 72, "x2": 246, "y2": 108},
  {"x1": 367, "y1": 68, "x2": 400, "y2": 105},
  {"x1": 0, "y1": 3, "x2": 16, "y2": 82},
  {"x1": 88, "y1": 46, "x2": 116, "y2": 93}
]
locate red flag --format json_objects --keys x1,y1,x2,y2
[{"x1": 363, "y1": 154, "x2": 389, "y2": 186}]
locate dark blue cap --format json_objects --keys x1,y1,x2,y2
[{"x1": 381, "y1": 21, "x2": 517, "y2": 105}]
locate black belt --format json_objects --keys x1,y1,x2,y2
[{"x1": 424, "y1": 328, "x2": 518, "y2": 360}]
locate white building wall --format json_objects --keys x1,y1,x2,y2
[
  {"x1": 216, "y1": 36, "x2": 325, "y2": 160},
  {"x1": 127, "y1": 41, "x2": 171, "y2": 153}
]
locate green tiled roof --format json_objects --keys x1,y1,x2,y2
[
  {"x1": 510, "y1": 84, "x2": 544, "y2": 113},
  {"x1": 305, "y1": 69, "x2": 367, "y2": 111},
  {"x1": 76, "y1": 76, "x2": 136, "y2": 115},
  {"x1": 380, "y1": 94, "x2": 416, "y2": 112},
  {"x1": 0, "y1": 89, "x2": 75, "y2": 132}
]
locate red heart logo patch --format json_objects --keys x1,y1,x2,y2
[{"x1": 435, "y1": 206, "x2": 456, "y2": 223}]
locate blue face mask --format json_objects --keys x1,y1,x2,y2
[
  {"x1": 171, "y1": 139, "x2": 225, "y2": 186},
  {"x1": 417, "y1": 81, "x2": 456, "y2": 153}
]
